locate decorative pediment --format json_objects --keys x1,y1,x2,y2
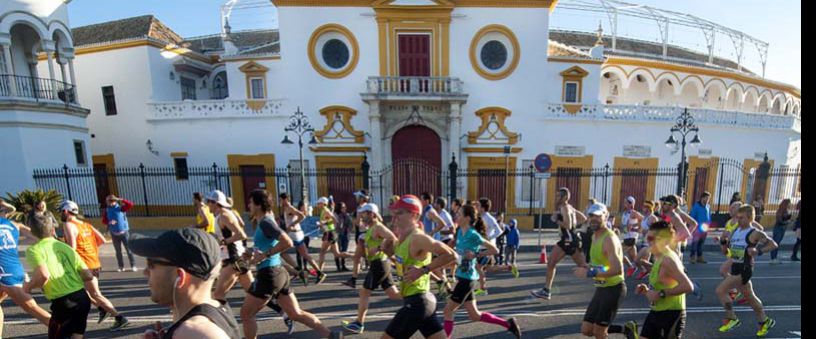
[
  {"x1": 559, "y1": 65, "x2": 589, "y2": 79},
  {"x1": 373, "y1": 0, "x2": 454, "y2": 8},
  {"x1": 314, "y1": 106, "x2": 365, "y2": 144},
  {"x1": 467, "y1": 107, "x2": 519, "y2": 145},
  {"x1": 238, "y1": 61, "x2": 269, "y2": 73}
]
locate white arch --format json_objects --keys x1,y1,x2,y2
[
  {"x1": 704, "y1": 79, "x2": 728, "y2": 97},
  {"x1": 48, "y1": 20, "x2": 73, "y2": 49},
  {"x1": 784, "y1": 97, "x2": 794, "y2": 115},
  {"x1": 742, "y1": 86, "x2": 759, "y2": 105},
  {"x1": 742, "y1": 88, "x2": 759, "y2": 112},
  {"x1": 679, "y1": 76, "x2": 706, "y2": 98},
  {"x1": 655, "y1": 72, "x2": 682, "y2": 96},
  {"x1": 0, "y1": 12, "x2": 49, "y2": 40},
  {"x1": 601, "y1": 67, "x2": 628, "y2": 84},
  {"x1": 627, "y1": 68, "x2": 657, "y2": 92},
  {"x1": 757, "y1": 90, "x2": 773, "y2": 113}
]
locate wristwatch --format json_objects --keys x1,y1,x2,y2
[{"x1": 659, "y1": 290, "x2": 667, "y2": 298}]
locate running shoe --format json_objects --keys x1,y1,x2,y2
[
  {"x1": 316, "y1": 272, "x2": 328, "y2": 285},
  {"x1": 507, "y1": 317, "x2": 522, "y2": 339},
  {"x1": 718, "y1": 318, "x2": 741, "y2": 333},
  {"x1": 341, "y1": 277, "x2": 356, "y2": 289},
  {"x1": 342, "y1": 320, "x2": 365, "y2": 334},
  {"x1": 116, "y1": 268, "x2": 124, "y2": 272},
  {"x1": 626, "y1": 266, "x2": 638, "y2": 278},
  {"x1": 309, "y1": 269, "x2": 318, "y2": 277},
  {"x1": 474, "y1": 288, "x2": 488, "y2": 296},
  {"x1": 131, "y1": 266, "x2": 139, "y2": 272},
  {"x1": 97, "y1": 308, "x2": 109, "y2": 324},
  {"x1": 691, "y1": 280, "x2": 703, "y2": 301},
  {"x1": 110, "y1": 315, "x2": 130, "y2": 331},
  {"x1": 624, "y1": 320, "x2": 639, "y2": 339},
  {"x1": 756, "y1": 317, "x2": 775, "y2": 337},
  {"x1": 530, "y1": 288, "x2": 551, "y2": 300},
  {"x1": 511, "y1": 265, "x2": 520, "y2": 279},
  {"x1": 283, "y1": 312, "x2": 295, "y2": 335}
]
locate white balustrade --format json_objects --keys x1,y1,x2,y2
[
  {"x1": 366, "y1": 76, "x2": 464, "y2": 96},
  {"x1": 147, "y1": 99, "x2": 285, "y2": 121}
]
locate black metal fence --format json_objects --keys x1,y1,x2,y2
[
  {"x1": 32, "y1": 156, "x2": 800, "y2": 224},
  {"x1": 0, "y1": 74, "x2": 77, "y2": 104}
]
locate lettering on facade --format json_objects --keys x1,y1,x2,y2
[
  {"x1": 555, "y1": 146, "x2": 585, "y2": 156},
  {"x1": 623, "y1": 145, "x2": 651, "y2": 158},
  {"x1": 698, "y1": 148, "x2": 713, "y2": 157}
]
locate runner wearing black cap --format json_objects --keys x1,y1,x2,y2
[
  {"x1": 240, "y1": 189, "x2": 342, "y2": 339},
  {"x1": 532, "y1": 187, "x2": 586, "y2": 300},
  {"x1": 129, "y1": 227, "x2": 241, "y2": 338}
]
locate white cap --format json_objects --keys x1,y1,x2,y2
[
  {"x1": 59, "y1": 200, "x2": 79, "y2": 215},
  {"x1": 205, "y1": 190, "x2": 231, "y2": 208},
  {"x1": 587, "y1": 203, "x2": 608, "y2": 216},
  {"x1": 353, "y1": 190, "x2": 369, "y2": 199},
  {"x1": 358, "y1": 203, "x2": 379, "y2": 215},
  {"x1": 316, "y1": 197, "x2": 329, "y2": 205},
  {"x1": 626, "y1": 196, "x2": 636, "y2": 205}
]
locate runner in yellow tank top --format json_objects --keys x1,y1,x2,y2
[
  {"x1": 192, "y1": 193, "x2": 216, "y2": 234},
  {"x1": 629, "y1": 220, "x2": 694, "y2": 339},
  {"x1": 315, "y1": 197, "x2": 352, "y2": 281},
  {"x1": 381, "y1": 195, "x2": 456, "y2": 339}
]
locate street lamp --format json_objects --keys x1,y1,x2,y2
[
  {"x1": 665, "y1": 107, "x2": 701, "y2": 195},
  {"x1": 281, "y1": 107, "x2": 319, "y2": 204}
]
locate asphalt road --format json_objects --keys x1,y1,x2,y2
[{"x1": 2, "y1": 236, "x2": 801, "y2": 339}]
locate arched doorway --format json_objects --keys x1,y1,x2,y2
[{"x1": 390, "y1": 125, "x2": 442, "y2": 196}]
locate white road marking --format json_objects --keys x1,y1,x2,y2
[{"x1": 2, "y1": 305, "x2": 802, "y2": 325}]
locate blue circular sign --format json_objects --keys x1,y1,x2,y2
[{"x1": 534, "y1": 153, "x2": 552, "y2": 173}]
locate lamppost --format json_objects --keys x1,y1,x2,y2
[
  {"x1": 282, "y1": 107, "x2": 319, "y2": 204},
  {"x1": 665, "y1": 107, "x2": 701, "y2": 196}
]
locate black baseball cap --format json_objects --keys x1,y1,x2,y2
[
  {"x1": 660, "y1": 195, "x2": 679, "y2": 206},
  {"x1": 129, "y1": 228, "x2": 220, "y2": 280}
]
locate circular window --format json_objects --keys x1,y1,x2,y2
[
  {"x1": 308, "y1": 24, "x2": 359, "y2": 79},
  {"x1": 480, "y1": 40, "x2": 507, "y2": 70},
  {"x1": 470, "y1": 25, "x2": 520, "y2": 81},
  {"x1": 322, "y1": 39, "x2": 350, "y2": 69}
]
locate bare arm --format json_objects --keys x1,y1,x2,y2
[
  {"x1": 286, "y1": 206, "x2": 305, "y2": 227},
  {"x1": 575, "y1": 211, "x2": 587, "y2": 225},
  {"x1": 64, "y1": 223, "x2": 78, "y2": 249},
  {"x1": 662, "y1": 255, "x2": 693, "y2": 296},
  {"x1": 413, "y1": 234, "x2": 456, "y2": 274},
  {"x1": 479, "y1": 239, "x2": 499, "y2": 257},
  {"x1": 376, "y1": 224, "x2": 398, "y2": 256},
  {"x1": 751, "y1": 220, "x2": 765, "y2": 231},
  {"x1": 426, "y1": 209, "x2": 446, "y2": 235},
  {"x1": 678, "y1": 209, "x2": 698, "y2": 230},
  {"x1": 24, "y1": 265, "x2": 50, "y2": 293},
  {"x1": 750, "y1": 230, "x2": 778, "y2": 256},
  {"x1": 221, "y1": 213, "x2": 247, "y2": 245},
  {"x1": 671, "y1": 214, "x2": 692, "y2": 242},
  {"x1": 561, "y1": 204, "x2": 575, "y2": 229},
  {"x1": 597, "y1": 235, "x2": 623, "y2": 278}
]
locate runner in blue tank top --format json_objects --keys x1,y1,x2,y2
[{"x1": 0, "y1": 216, "x2": 51, "y2": 332}]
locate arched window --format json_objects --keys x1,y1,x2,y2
[{"x1": 211, "y1": 71, "x2": 228, "y2": 99}]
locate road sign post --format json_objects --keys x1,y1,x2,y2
[{"x1": 533, "y1": 153, "x2": 552, "y2": 247}]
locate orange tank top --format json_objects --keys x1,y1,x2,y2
[{"x1": 70, "y1": 220, "x2": 101, "y2": 269}]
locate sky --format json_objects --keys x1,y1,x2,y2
[{"x1": 67, "y1": 0, "x2": 800, "y2": 88}]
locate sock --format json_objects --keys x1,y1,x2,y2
[
  {"x1": 479, "y1": 312, "x2": 509, "y2": 329},
  {"x1": 607, "y1": 324, "x2": 624, "y2": 333},
  {"x1": 444, "y1": 320, "x2": 454, "y2": 337}
]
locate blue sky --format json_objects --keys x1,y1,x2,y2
[{"x1": 67, "y1": 0, "x2": 800, "y2": 88}]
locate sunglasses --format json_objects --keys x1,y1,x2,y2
[{"x1": 147, "y1": 258, "x2": 174, "y2": 270}]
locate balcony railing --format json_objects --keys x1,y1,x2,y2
[
  {"x1": 544, "y1": 103, "x2": 800, "y2": 132},
  {"x1": 365, "y1": 76, "x2": 465, "y2": 96},
  {"x1": 0, "y1": 74, "x2": 77, "y2": 105},
  {"x1": 147, "y1": 99, "x2": 286, "y2": 121}
]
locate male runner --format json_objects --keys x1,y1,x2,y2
[
  {"x1": 620, "y1": 196, "x2": 644, "y2": 277},
  {"x1": 419, "y1": 193, "x2": 454, "y2": 296},
  {"x1": 191, "y1": 192, "x2": 216, "y2": 235},
  {"x1": 475, "y1": 198, "x2": 518, "y2": 295},
  {"x1": 658, "y1": 195, "x2": 703, "y2": 300}
]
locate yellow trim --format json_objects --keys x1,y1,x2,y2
[
  {"x1": 314, "y1": 106, "x2": 365, "y2": 143},
  {"x1": 610, "y1": 157, "x2": 658, "y2": 213},
  {"x1": 467, "y1": 156, "x2": 518, "y2": 210},
  {"x1": 562, "y1": 104, "x2": 583, "y2": 114},
  {"x1": 605, "y1": 57, "x2": 800, "y2": 99},
  {"x1": 226, "y1": 154, "x2": 277, "y2": 213},
  {"x1": 547, "y1": 155, "x2": 593, "y2": 212},
  {"x1": 309, "y1": 146, "x2": 371, "y2": 153},
  {"x1": 560, "y1": 66, "x2": 588, "y2": 112},
  {"x1": 375, "y1": 7, "x2": 452, "y2": 77},
  {"x1": 467, "y1": 107, "x2": 519, "y2": 145},
  {"x1": 469, "y1": 24, "x2": 521, "y2": 81},
  {"x1": 308, "y1": 24, "x2": 360, "y2": 79},
  {"x1": 548, "y1": 57, "x2": 604, "y2": 65},
  {"x1": 239, "y1": 61, "x2": 269, "y2": 111},
  {"x1": 462, "y1": 147, "x2": 523, "y2": 153},
  {"x1": 270, "y1": 0, "x2": 556, "y2": 7},
  {"x1": 91, "y1": 154, "x2": 119, "y2": 197},
  {"x1": 741, "y1": 158, "x2": 775, "y2": 203},
  {"x1": 315, "y1": 156, "x2": 364, "y2": 198},
  {"x1": 685, "y1": 156, "x2": 720, "y2": 205},
  {"x1": 54, "y1": 40, "x2": 214, "y2": 64},
  {"x1": 222, "y1": 55, "x2": 281, "y2": 62},
  {"x1": 170, "y1": 152, "x2": 188, "y2": 157}
]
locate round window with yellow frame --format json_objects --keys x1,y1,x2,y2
[
  {"x1": 469, "y1": 25, "x2": 520, "y2": 81},
  {"x1": 308, "y1": 24, "x2": 360, "y2": 79}
]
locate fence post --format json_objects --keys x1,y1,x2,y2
[
  {"x1": 139, "y1": 163, "x2": 150, "y2": 217},
  {"x1": 62, "y1": 164, "x2": 73, "y2": 201},
  {"x1": 716, "y1": 159, "x2": 725, "y2": 214},
  {"x1": 361, "y1": 153, "x2": 370, "y2": 190},
  {"x1": 602, "y1": 163, "x2": 610, "y2": 204},
  {"x1": 212, "y1": 163, "x2": 219, "y2": 191},
  {"x1": 448, "y1": 153, "x2": 458, "y2": 203},
  {"x1": 528, "y1": 164, "x2": 534, "y2": 216}
]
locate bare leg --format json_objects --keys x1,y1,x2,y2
[
  {"x1": 546, "y1": 246, "x2": 567, "y2": 291},
  {"x1": 716, "y1": 275, "x2": 743, "y2": 320},
  {"x1": 213, "y1": 266, "x2": 240, "y2": 302},
  {"x1": 240, "y1": 293, "x2": 271, "y2": 339},
  {"x1": 277, "y1": 292, "x2": 331, "y2": 337},
  {"x1": 84, "y1": 278, "x2": 119, "y2": 316},
  {"x1": 738, "y1": 281, "x2": 767, "y2": 322},
  {"x1": 0, "y1": 286, "x2": 50, "y2": 325},
  {"x1": 298, "y1": 244, "x2": 321, "y2": 272}
]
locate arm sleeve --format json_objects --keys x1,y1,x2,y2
[
  {"x1": 259, "y1": 217, "x2": 283, "y2": 240},
  {"x1": 102, "y1": 211, "x2": 109, "y2": 226},
  {"x1": 120, "y1": 199, "x2": 134, "y2": 212}
]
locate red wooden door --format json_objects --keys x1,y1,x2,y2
[
  {"x1": 691, "y1": 167, "x2": 709, "y2": 203},
  {"x1": 477, "y1": 169, "x2": 507, "y2": 214},
  {"x1": 619, "y1": 169, "x2": 648, "y2": 212},
  {"x1": 555, "y1": 167, "x2": 582, "y2": 211},
  {"x1": 93, "y1": 164, "x2": 111, "y2": 206},
  {"x1": 398, "y1": 34, "x2": 431, "y2": 92},
  {"x1": 240, "y1": 165, "x2": 266, "y2": 209},
  {"x1": 391, "y1": 125, "x2": 441, "y2": 196},
  {"x1": 326, "y1": 168, "x2": 357, "y2": 211}
]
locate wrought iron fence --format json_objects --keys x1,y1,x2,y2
[{"x1": 0, "y1": 74, "x2": 77, "y2": 104}]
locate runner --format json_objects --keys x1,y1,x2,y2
[
  {"x1": 620, "y1": 196, "x2": 644, "y2": 278},
  {"x1": 429, "y1": 197, "x2": 456, "y2": 296},
  {"x1": 634, "y1": 200, "x2": 660, "y2": 280},
  {"x1": 715, "y1": 202, "x2": 764, "y2": 303},
  {"x1": 59, "y1": 200, "x2": 130, "y2": 331},
  {"x1": 716, "y1": 205, "x2": 778, "y2": 337},
  {"x1": 129, "y1": 228, "x2": 241, "y2": 338},
  {"x1": 442, "y1": 204, "x2": 521, "y2": 338},
  {"x1": 315, "y1": 197, "x2": 351, "y2": 284},
  {"x1": 658, "y1": 195, "x2": 702, "y2": 300},
  {"x1": 629, "y1": 220, "x2": 693, "y2": 339},
  {"x1": 381, "y1": 195, "x2": 456, "y2": 339},
  {"x1": 475, "y1": 198, "x2": 518, "y2": 296},
  {"x1": 24, "y1": 211, "x2": 95, "y2": 339},
  {"x1": 239, "y1": 189, "x2": 343, "y2": 339},
  {"x1": 207, "y1": 190, "x2": 251, "y2": 304},
  {"x1": 341, "y1": 203, "x2": 401, "y2": 334},
  {"x1": 191, "y1": 192, "x2": 216, "y2": 235},
  {"x1": 278, "y1": 193, "x2": 316, "y2": 287},
  {"x1": 531, "y1": 188, "x2": 586, "y2": 300},
  {"x1": 573, "y1": 203, "x2": 636, "y2": 339},
  {"x1": 0, "y1": 212, "x2": 51, "y2": 334}
]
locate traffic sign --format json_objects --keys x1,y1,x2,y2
[{"x1": 534, "y1": 153, "x2": 552, "y2": 173}]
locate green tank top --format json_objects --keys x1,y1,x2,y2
[
  {"x1": 320, "y1": 208, "x2": 335, "y2": 232},
  {"x1": 589, "y1": 228, "x2": 625, "y2": 287},
  {"x1": 649, "y1": 255, "x2": 685, "y2": 311},
  {"x1": 365, "y1": 223, "x2": 387, "y2": 262},
  {"x1": 394, "y1": 231, "x2": 431, "y2": 297}
]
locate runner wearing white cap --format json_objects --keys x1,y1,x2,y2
[
  {"x1": 315, "y1": 197, "x2": 352, "y2": 284},
  {"x1": 206, "y1": 190, "x2": 251, "y2": 304},
  {"x1": 620, "y1": 196, "x2": 644, "y2": 278}
]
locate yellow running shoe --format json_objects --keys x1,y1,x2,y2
[
  {"x1": 718, "y1": 318, "x2": 741, "y2": 333},
  {"x1": 756, "y1": 317, "x2": 776, "y2": 337},
  {"x1": 511, "y1": 265, "x2": 520, "y2": 278}
]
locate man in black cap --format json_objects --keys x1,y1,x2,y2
[{"x1": 129, "y1": 228, "x2": 240, "y2": 339}]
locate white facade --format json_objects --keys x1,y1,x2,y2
[{"x1": 1, "y1": 0, "x2": 90, "y2": 194}]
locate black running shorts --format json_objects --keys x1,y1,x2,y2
[
  {"x1": 641, "y1": 310, "x2": 686, "y2": 339},
  {"x1": 248, "y1": 266, "x2": 291, "y2": 300},
  {"x1": 323, "y1": 231, "x2": 336, "y2": 244},
  {"x1": 49, "y1": 289, "x2": 92, "y2": 338},
  {"x1": 385, "y1": 292, "x2": 444, "y2": 339},
  {"x1": 583, "y1": 283, "x2": 627, "y2": 327},
  {"x1": 730, "y1": 263, "x2": 753, "y2": 285},
  {"x1": 449, "y1": 278, "x2": 477, "y2": 304},
  {"x1": 557, "y1": 230, "x2": 582, "y2": 256},
  {"x1": 363, "y1": 258, "x2": 394, "y2": 291}
]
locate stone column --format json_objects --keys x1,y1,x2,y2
[
  {"x1": 43, "y1": 44, "x2": 59, "y2": 100},
  {"x1": 448, "y1": 101, "x2": 462, "y2": 166},
  {"x1": 0, "y1": 41, "x2": 17, "y2": 96},
  {"x1": 67, "y1": 58, "x2": 78, "y2": 103},
  {"x1": 369, "y1": 100, "x2": 383, "y2": 170}
]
